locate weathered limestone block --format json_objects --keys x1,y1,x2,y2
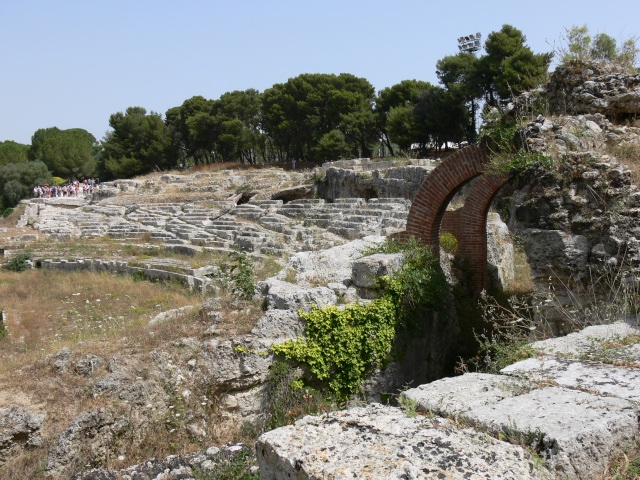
[
  {"x1": 522, "y1": 229, "x2": 589, "y2": 279},
  {"x1": 501, "y1": 357, "x2": 640, "y2": 403},
  {"x1": 277, "y1": 236, "x2": 385, "y2": 287},
  {"x1": 526, "y1": 319, "x2": 640, "y2": 356},
  {"x1": 466, "y1": 387, "x2": 639, "y2": 480},
  {"x1": 199, "y1": 337, "x2": 275, "y2": 391},
  {"x1": 257, "y1": 279, "x2": 337, "y2": 312},
  {"x1": 257, "y1": 403, "x2": 548, "y2": 479},
  {"x1": 251, "y1": 309, "x2": 305, "y2": 342},
  {"x1": 403, "y1": 373, "x2": 532, "y2": 416},
  {"x1": 322, "y1": 163, "x2": 434, "y2": 201},
  {"x1": 0, "y1": 406, "x2": 44, "y2": 465},
  {"x1": 404, "y1": 356, "x2": 640, "y2": 480},
  {"x1": 351, "y1": 253, "x2": 403, "y2": 299}
]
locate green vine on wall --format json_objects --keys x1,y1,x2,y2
[{"x1": 270, "y1": 239, "x2": 448, "y2": 400}]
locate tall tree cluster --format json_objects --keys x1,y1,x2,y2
[
  {"x1": 100, "y1": 107, "x2": 172, "y2": 179},
  {"x1": 0, "y1": 23, "x2": 555, "y2": 207},
  {"x1": 436, "y1": 25, "x2": 552, "y2": 139},
  {"x1": 0, "y1": 127, "x2": 97, "y2": 209},
  {"x1": 561, "y1": 25, "x2": 639, "y2": 71}
]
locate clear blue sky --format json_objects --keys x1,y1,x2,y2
[{"x1": 1, "y1": 0, "x2": 638, "y2": 145}]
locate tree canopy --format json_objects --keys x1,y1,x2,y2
[
  {"x1": 375, "y1": 80, "x2": 432, "y2": 155},
  {"x1": 30, "y1": 127, "x2": 97, "y2": 179},
  {"x1": 2, "y1": 23, "x2": 566, "y2": 178},
  {"x1": 261, "y1": 73, "x2": 377, "y2": 162},
  {"x1": 437, "y1": 25, "x2": 552, "y2": 110},
  {"x1": 0, "y1": 141, "x2": 30, "y2": 167},
  {"x1": 0, "y1": 161, "x2": 52, "y2": 209},
  {"x1": 561, "y1": 25, "x2": 639, "y2": 71},
  {"x1": 101, "y1": 107, "x2": 172, "y2": 179}
]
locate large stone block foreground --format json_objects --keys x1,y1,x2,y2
[
  {"x1": 257, "y1": 403, "x2": 548, "y2": 480},
  {"x1": 257, "y1": 318, "x2": 640, "y2": 480}
]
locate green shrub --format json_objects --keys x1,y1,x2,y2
[
  {"x1": 3, "y1": 251, "x2": 31, "y2": 272},
  {"x1": 272, "y1": 297, "x2": 398, "y2": 399},
  {"x1": 2, "y1": 208, "x2": 13, "y2": 217},
  {"x1": 440, "y1": 232, "x2": 458, "y2": 254},
  {"x1": 263, "y1": 361, "x2": 330, "y2": 430},
  {"x1": 132, "y1": 270, "x2": 146, "y2": 282},
  {"x1": 310, "y1": 171, "x2": 327, "y2": 185},
  {"x1": 224, "y1": 249, "x2": 255, "y2": 300},
  {"x1": 481, "y1": 118, "x2": 556, "y2": 178}
]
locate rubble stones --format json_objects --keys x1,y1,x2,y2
[
  {"x1": 46, "y1": 409, "x2": 118, "y2": 479},
  {"x1": 0, "y1": 406, "x2": 44, "y2": 465},
  {"x1": 71, "y1": 443, "x2": 256, "y2": 480}
]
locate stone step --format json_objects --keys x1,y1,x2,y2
[
  {"x1": 328, "y1": 226, "x2": 361, "y2": 239},
  {"x1": 333, "y1": 198, "x2": 365, "y2": 205},
  {"x1": 257, "y1": 403, "x2": 546, "y2": 479},
  {"x1": 248, "y1": 199, "x2": 283, "y2": 207},
  {"x1": 149, "y1": 233, "x2": 177, "y2": 241},
  {"x1": 203, "y1": 228, "x2": 237, "y2": 240},
  {"x1": 381, "y1": 218, "x2": 406, "y2": 229},
  {"x1": 368, "y1": 197, "x2": 412, "y2": 206},
  {"x1": 287, "y1": 199, "x2": 325, "y2": 205}
]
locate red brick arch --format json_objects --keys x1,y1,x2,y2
[{"x1": 398, "y1": 144, "x2": 508, "y2": 293}]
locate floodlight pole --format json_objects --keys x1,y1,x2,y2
[{"x1": 458, "y1": 33, "x2": 481, "y2": 144}]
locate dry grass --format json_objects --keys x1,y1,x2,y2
[
  {"x1": 1, "y1": 446, "x2": 50, "y2": 480},
  {"x1": 601, "y1": 439, "x2": 640, "y2": 480},
  {"x1": 608, "y1": 142, "x2": 640, "y2": 186},
  {"x1": 0, "y1": 204, "x2": 25, "y2": 229},
  {"x1": 0, "y1": 268, "x2": 220, "y2": 477},
  {"x1": 0, "y1": 270, "x2": 201, "y2": 374}
]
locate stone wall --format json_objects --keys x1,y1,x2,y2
[
  {"x1": 507, "y1": 64, "x2": 640, "y2": 120},
  {"x1": 317, "y1": 158, "x2": 438, "y2": 201},
  {"x1": 38, "y1": 258, "x2": 212, "y2": 292},
  {"x1": 496, "y1": 117, "x2": 640, "y2": 331}
]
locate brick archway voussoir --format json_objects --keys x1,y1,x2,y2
[{"x1": 404, "y1": 144, "x2": 489, "y2": 248}]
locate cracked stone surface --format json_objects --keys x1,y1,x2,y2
[
  {"x1": 501, "y1": 357, "x2": 640, "y2": 403},
  {"x1": 257, "y1": 403, "x2": 550, "y2": 480},
  {"x1": 466, "y1": 387, "x2": 639, "y2": 480}
]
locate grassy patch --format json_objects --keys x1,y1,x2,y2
[
  {"x1": 0, "y1": 269, "x2": 201, "y2": 373},
  {"x1": 607, "y1": 142, "x2": 640, "y2": 186},
  {"x1": 603, "y1": 438, "x2": 640, "y2": 480}
]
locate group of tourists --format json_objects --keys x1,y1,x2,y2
[{"x1": 33, "y1": 178, "x2": 100, "y2": 198}]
